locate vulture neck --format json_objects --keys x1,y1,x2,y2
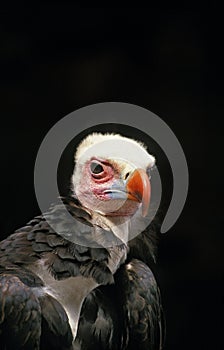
[
  {"x1": 62, "y1": 195, "x2": 144, "y2": 249},
  {"x1": 90, "y1": 210, "x2": 131, "y2": 246}
]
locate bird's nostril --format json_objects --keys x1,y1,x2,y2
[{"x1": 124, "y1": 172, "x2": 130, "y2": 180}]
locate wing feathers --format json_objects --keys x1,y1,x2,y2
[{"x1": 0, "y1": 274, "x2": 41, "y2": 349}]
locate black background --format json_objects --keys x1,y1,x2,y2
[{"x1": 0, "y1": 5, "x2": 223, "y2": 349}]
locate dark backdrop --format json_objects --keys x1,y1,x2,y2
[{"x1": 0, "y1": 5, "x2": 223, "y2": 350}]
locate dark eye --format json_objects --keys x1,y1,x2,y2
[{"x1": 90, "y1": 162, "x2": 104, "y2": 174}]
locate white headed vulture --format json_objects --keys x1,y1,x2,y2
[{"x1": 0, "y1": 133, "x2": 165, "y2": 350}]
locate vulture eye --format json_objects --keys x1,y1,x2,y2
[
  {"x1": 89, "y1": 159, "x2": 113, "y2": 182},
  {"x1": 90, "y1": 161, "x2": 104, "y2": 175}
]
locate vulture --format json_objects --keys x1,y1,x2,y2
[{"x1": 0, "y1": 133, "x2": 165, "y2": 350}]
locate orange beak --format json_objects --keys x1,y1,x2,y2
[{"x1": 126, "y1": 169, "x2": 151, "y2": 217}]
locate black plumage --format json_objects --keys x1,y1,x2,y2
[{"x1": 0, "y1": 197, "x2": 164, "y2": 349}]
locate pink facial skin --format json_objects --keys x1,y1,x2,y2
[{"x1": 75, "y1": 157, "x2": 150, "y2": 217}]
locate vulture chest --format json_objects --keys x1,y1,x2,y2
[{"x1": 28, "y1": 260, "x2": 98, "y2": 339}]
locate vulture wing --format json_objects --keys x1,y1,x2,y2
[{"x1": 74, "y1": 259, "x2": 164, "y2": 350}]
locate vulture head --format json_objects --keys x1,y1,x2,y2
[{"x1": 72, "y1": 133, "x2": 155, "y2": 221}]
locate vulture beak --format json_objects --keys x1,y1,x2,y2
[{"x1": 126, "y1": 169, "x2": 151, "y2": 217}]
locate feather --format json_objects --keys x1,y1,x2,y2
[{"x1": 0, "y1": 133, "x2": 164, "y2": 349}]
